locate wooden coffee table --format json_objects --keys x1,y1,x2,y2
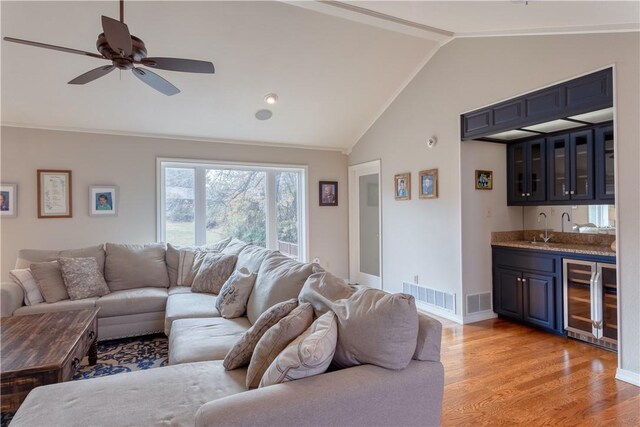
[{"x1": 1, "y1": 308, "x2": 99, "y2": 412}]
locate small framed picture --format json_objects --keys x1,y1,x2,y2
[
  {"x1": 419, "y1": 169, "x2": 438, "y2": 199},
  {"x1": 394, "y1": 173, "x2": 411, "y2": 201},
  {"x1": 0, "y1": 184, "x2": 17, "y2": 217},
  {"x1": 319, "y1": 181, "x2": 338, "y2": 206},
  {"x1": 38, "y1": 170, "x2": 72, "y2": 218},
  {"x1": 475, "y1": 170, "x2": 493, "y2": 190},
  {"x1": 90, "y1": 185, "x2": 118, "y2": 216}
]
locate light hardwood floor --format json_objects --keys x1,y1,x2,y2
[{"x1": 438, "y1": 316, "x2": 640, "y2": 426}]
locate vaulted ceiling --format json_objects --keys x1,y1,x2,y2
[{"x1": 2, "y1": 1, "x2": 638, "y2": 151}]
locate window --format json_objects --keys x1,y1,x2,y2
[{"x1": 158, "y1": 159, "x2": 306, "y2": 261}]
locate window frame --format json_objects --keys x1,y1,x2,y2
[{"x1": 157, "y1": 157, "x2": 309, "y2": 262}]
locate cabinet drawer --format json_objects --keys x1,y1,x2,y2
[
  {"x1": 494, "y1": 249, "x2": 557, "y2": 274},
  {"x1": 61, "y1": 317, "x2": 97, "y2": 381}
]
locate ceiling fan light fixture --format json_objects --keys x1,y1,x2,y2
[{"x1": 264, "y1": 93, "x2": 278, "y2": 105}]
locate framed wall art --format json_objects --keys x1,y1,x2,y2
[
  {"x1": 475, "y1": 170, "x2": 493, "y2": 190},
  {"x1": 394, "y1": 173, "x2": 411, "y2": 201},
  {"x1": 37, "y1": 170, "x2": 72, "y2": 218},
  {"x1": 319, "y1": 181, "x2": 338, "y2": 206},
  {"x1": 90, "y1": 185, "x2": 118, "y2": 216},
  {"x1": 419, "y1": 169, "x2": 438, "y2": 199},
  {"x1": 0, "y1": 184, "x2": 17, "y2": 217}
]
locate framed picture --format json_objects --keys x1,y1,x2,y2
[
  {"x1": 90, "y1": 185, "x2": 118, "y2": 216},
  {"x1": 394, "y1": 173, "x2": 411, "y2": 201},
  {"x1": 319, "y1": 181, "x2": 338, "y2": 206},
  {"x1": 419, "y1": 169, "x2": 438, "y2": 199},
  {"x1": 37, "y1": 170, "x2": 72, "y2": 218},
  {"x1": 0, "y1": 184, "x2": 17, "y2": 217},
  {"x1": 475, "y1": 170, "x2": 493, "y2": 190}
]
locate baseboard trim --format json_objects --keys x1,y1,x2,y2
[
  {"x1": 463, "y1": 311, "x2": 497, "y2": 324},
  {"x1": 416, "y1": 302, "x2": 462, "y2": 324},
  {"x1": 616, "y1": 368, "x2": 640, "y2": 387}
]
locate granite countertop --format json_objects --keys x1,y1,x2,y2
[{"x1": 491, "y1": 240, "x2": 615, "y2": 257}]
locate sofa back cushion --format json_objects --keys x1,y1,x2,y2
[
  {"x1": 105, "y1": 243, "x2": 169, "y2": 291},
  {"x1": 15, "y1": 245, "x2": 106, "y2": 272},
  {"x1": 413, "y1": 313, "x2": 442, "y2": 362},
  {"x1": 236, "y1": 245, "x2": 272, "y2": 274},
  {"x1": 221, "y1": 238, "x2": 249, "y2": 256},
  {"x1": 246, "y1": 252, "x2": 316, "y2": 324}
]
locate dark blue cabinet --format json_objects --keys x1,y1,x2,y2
[
  {"x1": 522, "y1": 273, "x2": 555, "y2": 330},
  {"x1": 595, "y1": 124, "x2": 615, "y2": 201},
  {"x1": 507, "y1": 139, "x2": 546, "y2": 205},
  {"x1": 547, "y1": 130, "x2": 594, "y2": 203}
]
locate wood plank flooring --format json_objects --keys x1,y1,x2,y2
[{"x1": 438, "y1": 316, "x2": 639, "y2": 426}]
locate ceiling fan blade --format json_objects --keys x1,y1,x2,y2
[
  {"x1": 3, "y1": 37, "x2": 105, "y2": 59},
  {"x1": 132, "y1": 67, "x2": 180, "y2": 96},
  {"x1": 140, "y1": 57, "x2": 215, "y2": 74},
  {"x1": 101, "y1": 15, "x2": 132, "y2": 57},
  {"x1": 68, "y1": 65, "x2": 115, "y2": 85}
]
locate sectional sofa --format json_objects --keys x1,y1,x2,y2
[{"x1": 2, "y1": 239, "x2": 445, "y2": 426}]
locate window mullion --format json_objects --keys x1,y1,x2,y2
[
  {"x1": 266, "y1": 171, "x2": 277, "y2": 250},
  {"x1": 195, "y1": 167, "x2": 207, "y2": 246}
]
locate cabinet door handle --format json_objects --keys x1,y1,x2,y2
[
  {"x1": 72, "y1": 357, "x2": 81, "y2": 370},
  {"x1": 526, "y1": 193, "x2": 531, "y2": 196},
  {"x1": 521, "y1": 193, "x2": 526, "y2": 197},
  {"x1": 516, "y1": 277, "x2": 522, "y2": 282},
  {"x1": 564, "y1": 191, "x2": 569, "y2": 195},
  {"x1": 89, "y1": 331, "x2": 96, "y2": 340},
  {"x1": 570, "y1": 190, "x2": 575, "y2": 195},
  {"x1": 522, "y1": 278, "x2": 527, "y2": 283}
]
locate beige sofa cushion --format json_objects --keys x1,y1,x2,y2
[
  {"x1": 215, "y1": 268, "x2": 256, "y2": 319},
  {"x1": 9, "y1": 269, "x2": 44, "y2": 305},
  {"x1": 15, "y1": 245, "x2": 105, "y2": 272},
  {"x1": 30, "y1": 261, "x2": 69, "y2": 303},
  {"x1": 236, "y1": 245, "x2": 272, "y2": 273},
  {"x1": 260, "y1": 310, "x2": 338, "y2": 387},
  {"x1": 246, "y1": 303, "x2": 314, "y2": 389},
  {"x1": 223, "y1": 298, "x2": 298, "y2": 370},
  {"x1": 96, "y1": 287, "x2": 168, "y2": 317},
  {"x1": 413, "y1": 313, "x2": 443, "y2": 362},
  {"x1": 58, "y1": 257, "x2": 110, "y2": 300},
  {"x1": 246, "y1": 253, "x2": 316, "y2": 324},
  {"x1": 164, "y1": 292, "x2": 219, "y2": 335},
  {"x1": 105, "y1": 243, "x2": 169, "y2": 291},
  {"x1": 14, "y1": 297, "x2": 98, "y2": 316},
  {"x1": 191, "y1": 253, "x2": 237, "y2": 294},
  {"x1": 332, "y1": 288, "x2": 419, "y2": 370},
  {"x1": 169, "y1": 317, "x2": 251, "y2": 365},
  {"x1": 298, "y1": 271, "x2": 355, "y2": 317},
  {"x1": 10, "y1": 361, "x2": 246, "y2": 427},
  {"x1": 221, "y1": 238, "x2": 249, "y2": 256}
]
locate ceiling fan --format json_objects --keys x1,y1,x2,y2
[{"x1": 3, "y1": 0, "x2": 215, "y2": 96}]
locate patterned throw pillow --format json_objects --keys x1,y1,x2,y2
[
  {"x1": 223, "y1": 298, "x2": 299, "y2": 370},
  {"x1": 58, "y1": 257, "x2": 111, "y2": 300},
  {"x1": 216, "y1": 268, "x2": 257, "y2": 319},
  {"x1": 246, "y1": 303, "x2": 314, "y2": 389},
  {"x1": 191, "y1": 253, "x2": 238, "y2": 294},
  {"x1": 260, "y1": 310, "x2": 338, "y2": 387},
  {"x1": 9, "y1": 268, "x2": 45, "y2": 306},
  {"x1": 30, "y1": 261, "x2": 69, "y2": 303}
]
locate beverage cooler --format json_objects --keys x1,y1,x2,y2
[{"x1": 563, "y1": 259, "x2": 617, "y2": 350}]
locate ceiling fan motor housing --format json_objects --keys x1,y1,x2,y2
[{"x1": 96, "y1": 33, "x2": 147, "y2": 69}]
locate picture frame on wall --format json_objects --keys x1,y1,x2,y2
[
  {"x1": 319, "y1": 181, "x2": 338, "y2": 206},
  {"x1": 419, "y1": 169, "x2": 438, "y2": 199},
  {"x1": 0, "y1": 184, "x2": 17, "y2": 217},
  {"x1": 475, "y1": 170, "x2": 493, "y2": 190},
  {"x1": 37, "y1": 170, "x2": 72, "y2": 218},
  {"x1": 90, "y1": 185, "x2": 118, "y2": 216},
  {"x1": 394, "y1": 173, "x2": 411, "y2": 201}
]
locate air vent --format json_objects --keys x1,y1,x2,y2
[
  {"x1": 466, "y1": 292, "x2": 492, "y2": 315},
  {"x1": 403, "y1": 282, "x2": 455, "y2": 313}
]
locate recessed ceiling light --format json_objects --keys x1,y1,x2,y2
[
  {"x1": 264, "y1": 93, "x2": 278, "y2": 105},
  {"x1": 255, "y1": 109, "x2": 273, "y2": 120}
]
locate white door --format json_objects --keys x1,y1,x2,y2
[{"x1": 349, "y1": 160, "x2": 381, "y2": 288}]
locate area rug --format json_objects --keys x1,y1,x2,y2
[{"x1": 1, "y1": 334, "x2": 168, "y2": 426}]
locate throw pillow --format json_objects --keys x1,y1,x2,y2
[
  {"x1": 332, "y1": 288, "x2": 419, "y2": 371},
  {"x1": 221, "y1": 238, "x2": 249, "y2": 256},
  {"x1": 208, "y1": 236, "x2": 233, "y2": 252},
  {"x1": 177, "y1": 248, "x2": 220, "y2": 287},
  {"x1": 58, "y1": 257, "x2": 111, "y2": 300},
  {"x1": 30, "y1": 261, "x2": 69, "y2": 303},
  {"x1": 235, "y1": 245, "x2": 272, "y2": 273},
  {"x1": 245, "y1": 303, "x2": 314, "y2": 389},
  {"x1": 245, "y1": 252, "x2": 316, "y2": 324},
  {"x1": 298, "y1": 271, "x2": 356, "y2": 317},
  {"x1": 104, "y1": 243, "x2": 170, "y2": 291},
  {"x1": 260, "y1": 310, "x2": 338, "y2": 387},
  {"x1": 191, "y1": 253, "x2": 238, "y2": 294},
  {"x1": 223, "y1": 298, "x2": 299, "y2": 370},
  {"x1": 215, "y1": 268, "x2": 257, "y2": 318},
  {"x1": 9, "y1": 269, "x2": 44, "y2": 306}
]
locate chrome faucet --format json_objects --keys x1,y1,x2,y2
[
  {"x1": 561, "y1": 212, "x2": 571, "y2": 233},
  {"x1": 538, "y1": 212, "x2": 553, "y2": 243}
]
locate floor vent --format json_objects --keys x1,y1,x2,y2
[
  {"x1": 466, "y1": 292, "x2": 492, "y2": 315},
  {"x1": 403, "y1": 282, "x2": 455, "y2": 313}
]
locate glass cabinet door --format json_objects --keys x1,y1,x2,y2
[
  {"x1": 596, "y1": 125, "x2": 615, "y2": 201},
  {"x1": 563, "y1": 260, "x2": 596, "y2": 338},
  {"x1": 547, "y1": 135, "x2": 570, "y2": 201},
  {"x1": 509, "y1": 143, "x2": 527, "y2": 203},
  {"x1": 570, "y1": 130, "x2": 594, "y2": 200},
  {"x1": 598, "y1": 263, "x2": 617, "y2": 343},
  {"x1": 527, "y1": 139, "x2": 546, "y2": 202}
]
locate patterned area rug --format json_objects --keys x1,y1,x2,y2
[{"x1": 1, "y1": 334, "x2": 168, "y2": 426}]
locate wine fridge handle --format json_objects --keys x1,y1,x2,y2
[{"x1": 589, "y1": 271, "x2": 597, "y2": 331}]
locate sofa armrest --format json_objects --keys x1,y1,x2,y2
[
  {"x1": 1, "y1": 281, "x2": 24, "y2": 316},
  {"x1": 195, "y1": 360, "x2": 444, "y2": 427}
]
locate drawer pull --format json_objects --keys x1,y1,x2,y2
[
  {"x1": 72, "y1": 357, "x2": 81, "y2": 370},
  {"x1": 89, "y1": 331, "x2": 96, "y2": 340}
]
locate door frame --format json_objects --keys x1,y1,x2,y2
[{"x1": 348, "y1": 159, "x2": 382, "y2": 289}]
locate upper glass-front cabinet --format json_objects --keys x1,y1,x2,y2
[
  {"x1": 570, "y1": 130, "x2": 594, "y2": 201},
  {"x1": 548, "y1": 134, "x2": 570, "y2": 201},
  {"x1": 507, "y1": 139, "x2": 546, "y2": 204},
  {"x1": 595, "y1": 125, "x2": 615, "y2": 201}
]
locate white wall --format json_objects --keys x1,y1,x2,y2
[
  {"x1": 0, "y1": 126, "x2": 349, "y2": 280},
  {"x1": 349, "y1": 33, "x2": 639, "y2": 378}
]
